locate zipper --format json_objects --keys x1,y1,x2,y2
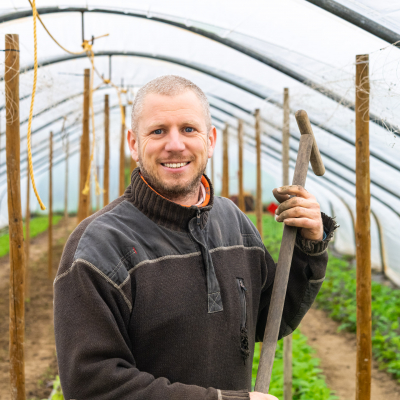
[
  {"x1": 237, "y1": 278, "x2": 249, "y2": 364},
  {"x1": 236, "y1": 278, "x2": 247, "y2": 328},
  {"x1": 196, "y1": 208, "x2": 201, "y2": 226}
]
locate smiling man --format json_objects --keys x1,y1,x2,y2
[{"x1": 54, "y1": 75, "x2": 337, "y2": 400}]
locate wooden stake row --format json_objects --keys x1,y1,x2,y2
[{"x1": 3, "y1": 37, "x2": 372, "y2": 400}]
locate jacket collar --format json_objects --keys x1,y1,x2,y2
[{"x1": 124, "y1": 167, "x2": 214, "y2": 231}]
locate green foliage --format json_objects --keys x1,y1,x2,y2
[
  {"x1": 42, "y1": 375, "x2": 64, "y2": 400},
  {"x1": 315, "y1": 253, "x2": 400, "y2": 381},
  {"x1": 252, "y1": 331, "x2": 338, "y2": 399},
  {"x1": 0, "y1": 215, "x2": 62, "y2": 258},
  {"x1": 249, "y1": 213, "x2": 337, "y2": 399}
]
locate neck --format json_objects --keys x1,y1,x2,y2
[{"x1": 167, "y1": 185, "x2": 202, "y2": 206}]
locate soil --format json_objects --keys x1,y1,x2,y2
[
  {"x1": 300, "y1": 307, "x2": 400, "y2": 400},
  {"x1": 0, "y1": 217, "x2": 76, "y2": 400}
]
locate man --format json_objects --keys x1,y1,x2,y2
[{"x1": 54, "y1": 75, "x2": 337, "y2": 400}]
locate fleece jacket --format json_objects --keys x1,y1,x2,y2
[{"x1": 54, "y1": 167, "x2": 337, "y2": 400}]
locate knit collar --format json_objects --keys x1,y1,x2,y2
[{"x1": 124, "y1": 167, "x2": 214, "y2": 231}]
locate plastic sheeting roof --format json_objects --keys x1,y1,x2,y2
[{"x1": 0, "y1": 0, "x2": 399, "y2": 283}]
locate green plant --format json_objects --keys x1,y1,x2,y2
[
  {"x1": 42, "y1": 375, "x2": 64, "y2": 400},
  {"x1": 252, "y1": 331, "x2": 338, "y2": 399},
  {"x1": 315, "y1": 253, "x2": 400, "y2": 381},
  {"x1": 0, "y1": 215, "x2": 62, "y2": 258}
]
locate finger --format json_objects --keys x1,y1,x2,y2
[
  {"x1": 276, "y1": 197, "x2": 317, "y2": 215},
  {"x1": 272, "y1": 188, "x2": 289, "y2": 204},
  {"x1": 282, "y1": 217, "x2": 321, "y2": 229},
  {"x1": 276, "y1": 207, "x2": 320, "y2": 222},
  {"x1": 276, "y1": 185, "x2": 314, "y2": 199}
]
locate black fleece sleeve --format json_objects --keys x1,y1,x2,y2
[
  {"x1": 54, "y1": 260, "x2": 248, "y2": 400},
  {"x1": 255, "y1": 213, "x2": 338, "y2": 341}
]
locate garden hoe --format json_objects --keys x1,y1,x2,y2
[{"x1": 254, "y1": 110, "x2": 325, "y2": 394}]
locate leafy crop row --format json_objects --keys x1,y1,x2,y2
[
  {"x1": 0, "y1": 215, "x2": 63, "y2": 258},
  {"x1": 315, "y1": 255, "x2": 400, "y2": 381},
  {"x1": 252, "y1": 332, "x2": 338, "y2": 399}
]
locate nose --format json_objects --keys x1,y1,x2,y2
[{"x1": 164, "y1": 127, "x2": 185, "y2": 152}]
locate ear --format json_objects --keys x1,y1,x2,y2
[
  {"x1": 207, "y1": 126, "x2": 217, "y2": 158},
  {"x1": 127, "y1": 129, "x2": 139, "y2": 162}
]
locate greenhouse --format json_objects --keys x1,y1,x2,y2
[{"x1": 0, "y1": 1, "x2": 400, "y2": 399}]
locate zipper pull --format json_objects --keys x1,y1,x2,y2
[
  {"x1": 197, "y1": 209, "x2": 201, "y2": 226},
  {"x1": 239, "y1": 279, "x2": 247, "y2": 292}
]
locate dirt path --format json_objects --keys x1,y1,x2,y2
[
  {"x1": 300, "y1": 307, "x2": 400, "y2": 400},
  {"x1": 0, "y1": 217, "x2": 76, "y2": 400}
]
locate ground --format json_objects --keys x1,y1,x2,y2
[
  {"x1": 0, "y1": 217, "x2": 75, "y2": 400},
  {"x1": 0, "y1": 217, "x2": 399, "y2": 399},
  {"x1": 301, "y1": 308, "x2": 400, "y2": 400}
]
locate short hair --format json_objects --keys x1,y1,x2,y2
[{"x1": 131, "y1": 75, "x2": 212, "y2": 133}]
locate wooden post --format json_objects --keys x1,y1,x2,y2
[
  {"x1": 211, "y1": 155, "x2": 215, "y2": 186},
  {"x1": 238, "y1": 119, "x2": 245, "y2": 212},
  {"x1": 282, "y1": 88, "x2": 290, "y2": 188},
  {"x1": 5, "y1": 33, "x2": 26, "y2": 400},
  {"x1": 255, "y1": 109, "x2": 263, "y2": 237},
  {"x1": 282, "y1": 88, "x2": 292, "y2": 400},
  {"x1": 77, "y1": 68, "x2": 90, "y2": 223},
  {"x1": 103, "y1": 94, "x2": 110, "y2": 206},
  {"x1": 355, "y1": 54, "x2": 371, "y2": 400},
  {"x1": 64, "y1": 134, "x2": 69, "y2": 232},
  {"x1": 221, "y1": 123, "x2": 229, "y2": 197},
  {"x1": 119, "y1": 106, "x2": 126, "y2": 196},
  {"x1": 25, "y1": 164, "x2": 30, "y2": 301},
  {"x1": 96, "y1": 164, "x2": 100, "y2": 211},
  {"x1": 48, "y1": 131, "x2": 53, "y2": 280}
]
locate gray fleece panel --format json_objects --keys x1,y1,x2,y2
[{"x1": 74, "y1": 197, "x2": 265, "y2": 286}]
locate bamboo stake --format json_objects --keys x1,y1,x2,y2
[
  {"x1": 64, "y1": 134, "x2": 68, "y2": 232},
  {"x1": 222, "y1": 123, "x2": 229, "y2": 197},
  {"x1": 48, "y1": 131, "x2": 53, "y2": 280},
  {"x1": 5, "y1": 33, "x2": 26, "y2": 400},
  {"x1": 238, "y1": 119, "x2": 245, "y2": 212},
  {"x1": 77, "y1": 68, "x2": 90, "y2": 223},
  {"x1": 355, "y1": 54, "x2": 371, "y2": 400},
  {"x1": 255, "y1": 109, "x2": 263, "y2": 237},
  {"x1": 103, "y1": 94, "x2": 110, "y2": 206},
  {"x1": 119, "y1": 106, "x2": 126, "y2": 196},
  {"x1": 25, "y1": 163, "x2": 30, "y2": 301},
  {"x1": 282, "y1": 88, "x2": 292, "y2": 400}
]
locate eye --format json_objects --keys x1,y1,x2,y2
[
  {"x1": 184, "y1": 127, "x2": 194, "y2": 133},
  {"x1": 153, "y1": 129, "x2": 163, "y2": 135}
]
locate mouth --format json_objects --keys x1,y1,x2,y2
[{"x1": 161, "y1": 161, "x2": 190, "y2": 170}]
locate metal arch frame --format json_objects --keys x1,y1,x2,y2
[
  {"x1": 304, "y1": 0, "x2": 400, "y2": 45},
  {"x1": 3, "y1": 50, "x2": 400, "y2": 173},
  {"x1": 208, "y1": 93, "x2": 400, "y2": 172},
  {"x1": 209, "y1": 101, "x2": 400, "y2": 200},
  {"x1": 1, "y1": 6, "x2": 399, "y2": 135},
  {"x1": 211, "y1": 114, "x2": 400, "y2": 217},
  {"x1": 0, "y1": 102, "x2": 122, "y2": 180}
]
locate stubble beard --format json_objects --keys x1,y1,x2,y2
[{"x1": 139, "y1": 151, "x2": 208, "y2": 203}]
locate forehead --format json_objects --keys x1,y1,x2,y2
[{"x1": 140, "y1": 91, "x2": 206, "y2": 124}]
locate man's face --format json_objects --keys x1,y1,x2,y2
[{"x1": 128, "y1": 91, "x2": 216, "y2": 200}]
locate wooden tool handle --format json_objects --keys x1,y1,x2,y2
[
  {"x1": 295, "y1": 110, "x2": 325, "y2": 176},
  {"x1": 254, "y1": 133, "x2": 314, "y2": 394}
]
